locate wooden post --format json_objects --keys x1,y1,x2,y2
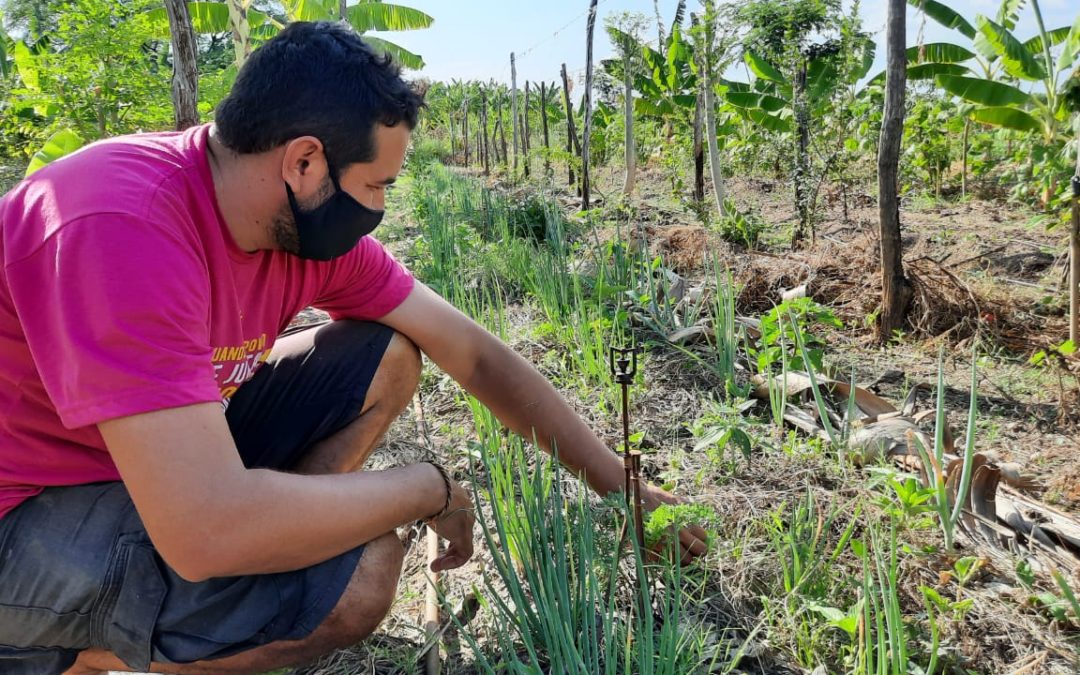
[
  {"x1": 877, "y1": 0, "x2": 912, "y2": 341},
  {"x1": 523, "y1": 81, "x2": 531, "y2": 178},
  {"x1": 581, "y1": 0, "x2": 599, "y2": 210},
  {"x1": 511, "y1": 53, "x2": 519, "y2": 177},
  {"x1": 163, "y1": 0, "x2": 199, "y2": 131},
  {"x1": 540, "y1": 82, "x2": 551, "y2": 176},
  {"x1": 561, "y1": 64, "x2": 580, "y2": 191}
]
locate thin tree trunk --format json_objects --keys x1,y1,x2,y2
[
  {"x1": 877, "y1": 0, "x2": 912, "y2": 341},
  {"x1": 481, "y1": 90, "x2": 490, "y2": 175},
  {"x1": 448, "y1": 111, "x2": 456, "y2": 164},
  {"x1": 1070, "y1": 114, "x2": 1080, "y2": 345},
  {"x1": 561, "y1": 64, "x2": 580, "y2": 191},
  {"x1": 962, "y1": 116, "x2": 970, "y2": 198},
  {"x1": 793, "y1": 60, "x2": 811, "y2": 247},
  {"x1": 581, "y1": 0, "x2": 598, "y2": 210},
  {"x1": 518, "y1": 81, "x2": 527, "y2": 178},
  {"x1": 693, "y1": 85, "x2": 705, "y2": 205},
  {"x1": 499, "y1": 101, "x2": 509, "y2": 168},
  {"x1": 622, "y1": 43, "x2": 636, "y2": 196},
  {"x1": 653, "y1": 0, "x2": 666, "y2": 47},
  {"x1": 225, "y1": 0, "x2": 251, "y2": 66},
  {"x1": 463, "y1": 99, "x2": 470, "y2": 167},
  {"x1": 541, "y1": 82, "x2": 552, "y2": 176},
  {"x1": 164, "y1": 0, "x2": 199, "y2": 131},
  {"x1": 511, "y1": 53, "x2": 519, "y2": 177},
  {"x1": 695, "y1": 10, "x2": 726, "y2": 218}
]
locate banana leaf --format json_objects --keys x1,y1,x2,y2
[
  {"x1": 936, "y1": 74, "x2": 1033, "y2": 106},
  {"x1": 974, "y1": 15, "x2": 1047, "y2": 81}
]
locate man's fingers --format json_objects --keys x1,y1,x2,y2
[{"x1": 678, "y1": 527, "x2": 708, "y2": 558}]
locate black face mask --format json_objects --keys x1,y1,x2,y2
[{"x1": 284, "y1": 170, "x2": 384, "y2": 261}]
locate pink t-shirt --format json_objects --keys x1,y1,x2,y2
[{"x1": 0, "y1": 124, "x2": 414, "y2": 520}]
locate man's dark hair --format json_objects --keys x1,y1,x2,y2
[{"x1": 215, "y1": 21, "x2": 425, "y2": 168}]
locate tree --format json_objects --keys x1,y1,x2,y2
[
  {"x1": 909, "y1": 0, "x2": 1080, "y2": 339},
  {"x1": 605, "y1": 12, "x2": 647, "y2": 196},
  {"x1": 878, "y1": 0, "x2": 911, "y2": 340},
  {"x1": 696, "y1": 5, "x2": 727, "y2": 217},
  {"x1": 148, "y1": 0, "x2": 434, "y2": 69},
  {"x1": 581, "y1": 0, "x2": 598, "y2": 210},
  {"x1": 164, "y1": 0, "x2": 199, "y2": 130},
  {"x1": 727, "y1": 0, "x2": 866, "y2": 245},
  {"x1": 907, "y1": 0, "x2": 1078, "y2": 201}
]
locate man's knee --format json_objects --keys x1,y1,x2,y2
[
  {"x1": 383, "y1": 330, "x2": 421, "y2": 390},
  {"x1": 321, "y1": 532, "x2": 404, "y2": 647},
  {"x1": 362, "y1": 330, "x2": 420, "y2": 418}
]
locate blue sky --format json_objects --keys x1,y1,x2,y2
[{"x1": 371, "y1": 0, "x2": 1077, "y2": 87}]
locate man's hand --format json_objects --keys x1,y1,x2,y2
[
  {"x1": 426, "y1": 477, "x2": 476, "y2": 572},
  {"x1": 639, "y1": 482, "x2": 710, "y2": 564}
]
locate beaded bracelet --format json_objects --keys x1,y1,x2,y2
[{"x1": 423, "y1": 460, "x2": 453, "y2": 522}]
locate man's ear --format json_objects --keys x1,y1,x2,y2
[{"x1": 281, "y1": 136, "x2": 329, "y2": 190}]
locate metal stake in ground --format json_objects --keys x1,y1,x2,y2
[{"x1": 610, "y1": 345, "x2": 644, "y2": 549}]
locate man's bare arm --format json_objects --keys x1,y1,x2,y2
[
  {"x1": 381, "y1": 283, "x2": 708, "y2": 558},
  {"x1": 99, "y1": 402, "x2": 451, "y2": 581},
  {"x1": 382, "y1": 283, "x2": 624, "y2": 494}
]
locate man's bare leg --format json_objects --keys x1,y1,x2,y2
[
  {"x1": 65, "y1": 329, "x2": 423, "y2": 674},
  {"x1": 65, "y1": 530, "x2": 406, "y2": 675},
  {"x1": 293, "y1": 330, "x2": 422, "y2": 474}
]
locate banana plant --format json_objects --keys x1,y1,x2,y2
[
  {"x1": 722, "y1": 37, "x2": 875, "y2": 244},
  {"x1": 146, "y1": 0, "x2": 432, "y2": 69},
  {"x1": 0, "y1": 25, "x2": 12, "y2": 79},
  {"x1": 906, "y1": 0, "x2": 1077, "y2": 146}
]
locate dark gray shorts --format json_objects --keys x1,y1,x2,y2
[{"x1": 0, "y1": 319, "x2": 395, "y2": 673}]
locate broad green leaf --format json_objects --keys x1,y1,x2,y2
[
  {"x1": 145, "y1": 3, "x2": 272, "y2": 37},
  {"x1": 717, "y1": 78, "x2": 751, "y2": 94},
  {"x1": 1024, "y1": 26, "x2": 1071, "y2": 54},
  {"x1": 806, "y1": 602, "x2": 846, "y2": 623},
  {"x1": 347, "y1": 1, "x2": 433, "y2": 32},
  {"x1": 744, "y1": 50, "x2": 787, "y2": 85},
  {"x1": 806, "y1": 59, "x2": 837, "y2": 101},
  {"x1": 671, "y1": 94, "x2": 697, "y2": 108},
  {"x1": 13, "y1": 41, "x2": 38, "y2": 92},
  {"x1": 907, "y1": 0, "x2": 977, "y2": 39},
  {"x1": 1060, "y1": 15, "x2": 1080, "y2": 71},
  {"x1": 975, "y1": 15, "x2": 1046, "y2": 81},
  {"x1": 936, "y1": 74, "x2": 1033, "y2": 106},
  {"x1": 853, "y1": 38, "x2": 876, "y2": 82},
  {"x1": 996, "y1": 0, "x2": 1026, "y2": 32},
  {"x1": 26, "y1": 129, "x2": 85, "y2": 176},
  {"x1": 906, "y1": 42, "x2": 975, "y2": 64},
  {"x1": 362, "y1": 36, "x2": 425, "y2": 69},
  {"x1": 0, "y1": 29, "x2": 8, "y2": 79},
  {"x1": 734, "y1": 106, "x2": 791, "y2": 133},
  {"x1": 908, "y1": 62, "x2": 970, "y2": 80},
  {"x1": 634, "y1": 97, "x2": 671, "y2": 117},
  {"x1": 970, "y1": 105, "x2": 1042, "y2": 132},
  {"x1": 724, "y1": 91, "x2": 787, "y2": 112},
  {"x1": 286, "y1": 0, "x2": 335, "y2": 22}
]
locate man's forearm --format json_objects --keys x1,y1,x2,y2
[
  {"x1": 161, "y1": 463, "x2": 443, "y2": 580},
  {"x1": 461, "y1": 333, "x2": 626, "y2": 496}
]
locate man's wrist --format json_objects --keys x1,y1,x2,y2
[{"x1": 420, "y1": 461, "x2": 452, "y2": 521}]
